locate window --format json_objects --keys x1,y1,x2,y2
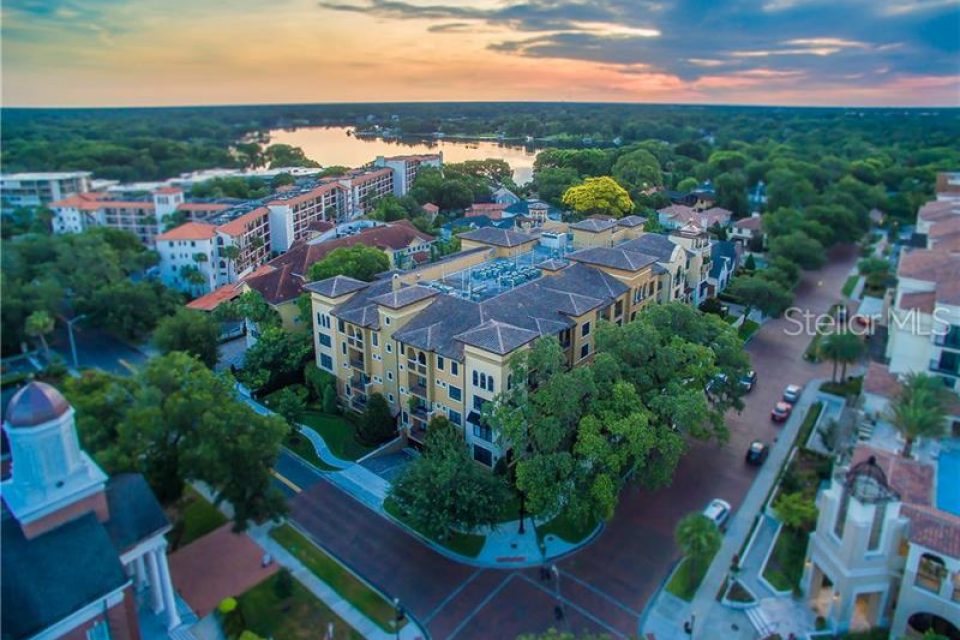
[
  {"x1": 385, "y1": 316, "x2": 392, "y2": 326},
  {"x1": 580, "y1": 343, "x2": 590, "y2": 359},
  {"x1": 473, "y1": 396, "x2": 487, "y2": 412},
  {"x1": 372, "y1": 333, "x2": 379, "y2": 347},
  {"x1": 451, "y1": 361, "x2": 459, "y2": 376},
  {"x1": 486, "y1": 376, "x2": 494, "y2": 392},
  {"x1": 320, "y1": 354, "x2": 333, "y2": 370},
  {"x1": 581, "y1": 322, "x2": 591, "y2": 337},
  {"x1": 387, "y1": 371, "x2": 394, "y2": 381},
  {"x1": 386, "y1": 344, "x2": 393, "y2": 353},
  {"x1": 338, "y1": 319, "x2": 345, "y2": 332},
  {"x1": 319, "y1": 333, "x2": 332, "y2": 348},
  {"x1": 614, "y1": 300, "x2": 623, "y2": 316},
  {"x1": 473, "y1": 423, "x2": 493, "y2": 442},
  {"x1": 449, "y1": 385, "x2": 462, "y2": 402},
  {"x1": 473, "y1": 370, "x2": 479, "y2": 386},
  {"x1": 834, "y1": 488, "x2": 850, "y2": 539},
  {"x1": 868, "y1": 502, "x2": 886, "y2": 551},
  {"x1": 388, "y1": 393, "x2": 395, "y2": 403},
  {"x1": 437, "y1": 356, "x2": 445, "y2": 371},
  {"x1": 559, "y1": 328, "x2": 572, "y2": 347},
  {"x1": 916, "y1": 553, "x2": 946, "y2": 593},
  {"x1": 87, "y1": 620, "x2": 111, "y2": 640},
  {"x1": 449, "y1": 409, "x2": 462, "y2": 426},
  {"x1": 341, "y1": 343, "x2": 347, "y2": 355},
  {"x1": 473, "y1": 445, "x2": 493, "y2": 466}
]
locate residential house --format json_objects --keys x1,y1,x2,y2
[
  {"x1": 731, "y1": 213, "x2": 765, "y2": 249},
  {"x1": 707, "y1": 240, "x2": 740, "y2": 295},
  {"x1": 658, "y1": 204, "x2": 732, "y2": 231}
]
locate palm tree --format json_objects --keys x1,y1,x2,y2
[
  {"x1": 220, "y1": 244, "x2": 240, "y2": 281},
  {"x1": 886, "y1": 373, "x2": 950, "y2": 458},
  {"x1": 25, "y1": 310, "x2": 54, "y2": 360},
  {"x1": 675, "y1": 513, "x2": 722, "y2": 590},
  {"x1": 818, "y1": 331, "x2": 865, "y2": 383}
]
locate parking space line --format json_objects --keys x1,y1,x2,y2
[
  {"x1": 515, "y1": 573, "x2": 628, "y2": 639},
  {"x1": 446, "y1": 573, "x2": 516, "y2": 639}
]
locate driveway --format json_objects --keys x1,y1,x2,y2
[{"x1": 285, "y1": 246, "x2": 858, "y2": 639}]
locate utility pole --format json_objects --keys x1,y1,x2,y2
[{"x1": 63, "y1": 314, "x2": 87, "y2": 370}]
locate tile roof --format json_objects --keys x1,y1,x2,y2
[
  {"x1": 216, "y1": 207, "x2": 269, "y2": 237},
  {"x1": 156, "y1": 222, "x2": 218, "y2": 242},
  {"x1": 619, "y1": 233, "x2": 680, "y2": 261},
  {"x1": 154, "y1": 186, "x2": 183, "y2": 194},
  {"x1": 918, "y1": 200, "x2": 960, "y2": 223},
  {"x1": 899, "y1": 291, "x2": 936, "y2": 314},
  {"x1": 733, "y1": 216, "x2": 763, "y2": 231},
  {"x1": 370, "y1": 284, "x2": 438, "y2": 310},
  {"x1": 567, "y1": 246, "x2": 658, "y2": 272},
  {"x1": 617, "y1": 215, "x2": 646, "y2": 228},
  {"x1": 458, "y1": 227, "x2": 538, "y2": 247},
  {"x1": 304, "y1": 275, "x2": 369, "y2": 298},
  {"x1": 897, "y1": 248, "x2": 960, "y2": 282},
  {"x1": 331, "y1": 278, "x2": 394, "y2": 329},
  {"x1": 455, "y1": 320, "x2": 540, "y2": 355},
  {"x1": 103, "y1": 473, "x2": 169, "y2": 553},
  {"x1": 851, "y1": 445, "x2": 933, "y2": 506},
  {"x1": 393, "y1": 296, "x2": 482, "y2": 360},
  {"x1": 536, "y1": 259, "x2": 568, "y2": 272},
  {"x1": 900, "y1": 504, "x2": 960, "y2": 558},
  {"x1": 49, "y1": 192, "x2": 109, "y2": 210},
  {"x1": 569, "y1": 218, "x2": 617, "y2": 233},
  {"x1": 660, "y1": 205, "x2": 732, "y2": 228},
  {"x1": 862, "y1": 361, "x2": 902, "y2": 398},
  {"x1": 186, "y1": 283, "x2": 241, "y2": 311},
  {"x1": 244, "y1": 263, "x2": 303, "y2": 305},
  {"x1": 422, "y1": 203, "x2": 440, "y2": 214}
]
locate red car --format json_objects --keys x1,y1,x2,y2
[{"x1": 771, "y1": 402, "x2": 792, "y2": 422}]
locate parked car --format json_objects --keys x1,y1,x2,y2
[
  {"x1": 771, "y1": 401, "x2": 792, "y2": 422},
  {"x1": 783, "y1": 384, "x2": 802, "y2": 404},
  {"x1": 745, "y1": 440, "x2": 769, "y2": 465},
  {"x1": 703, "y1": 498, "x2": 732, "y2": 529},
  {"x1": 740, "y1": 370, "x2": 757, "y2": 392}
]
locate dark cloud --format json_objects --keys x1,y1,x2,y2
[{"x1": 320, "y1": 0, "x2": 960, "y2": 84}]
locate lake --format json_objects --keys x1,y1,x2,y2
[{"x1": 267, "y1": 126, "x2": 540, "y2": 184}]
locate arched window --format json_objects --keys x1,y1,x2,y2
[
  {"x1": 480, "y1": 373, "x2": 487, "y2": 389},
  {"x1": 916, "y1": 553, "x2": 947, "y2": 593},
  {"x1": 418, "y1": 352, "x2": 426, "y2": 365}
]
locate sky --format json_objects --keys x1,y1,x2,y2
[{"x1": 2, "y1": 0, "x2": 959, "y2": 107}]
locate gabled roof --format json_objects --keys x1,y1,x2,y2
[
  {"x1": 370, "y1": 285, "x2": 438, "y2": 310},
  {"x1": 186, "y1": 283, "x2": 241, "y2": 311},
  {"x1": 304, "y1": 275, "x2": 369, "y2": 298},
  {"x1": 103, "y1": 474, "x2": 169, "y2": 552},
  {"x1": 900, "y1": 504, "x2": 960, "y2": 558},
  {"x1": 567, "y1": 246, "x2": 658, "y2": 272},
  {"x1": 710, "y1": 240, "x2": 739, "y2": 279},
  {"x1": 733, "y1": 216, "x2": 763, "y2": 231},
  {"x1": 458, "y1": 227, "x2": 538, "y2": 247},
  {"x1": 569, "y1": 218, "x2": 617, "y2": 233},
  {"x1": 455, "y1": 320, "x2": 540, "y2": 355},
  {"x1": 393, "y1": 296, "x2": 482, "y2": 360},
  {"x1": 617, "y1": 215, "x2": 646, "y2": 228},
  {"x1": 619, "y1": 233, "x2": 680, "y2": 261},
  {"x1": 244, "y1": 264, "x2": 303, "y2": 305}
]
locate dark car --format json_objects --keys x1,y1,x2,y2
[
  {"x1": 771, "y1": 401, "x2": 792, "y2": 422},
  {"x1": 746, "y1": 440, "x2": 768, "y2": 465},
  {"x1": 740, "y1": 370, "x2": 757, "y2": 392}
]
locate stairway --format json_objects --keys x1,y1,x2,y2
[{"x1": 745, "y1": 605, "x2": 777, "y2": 638}]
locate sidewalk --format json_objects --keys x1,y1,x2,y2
[
  {"x1": 640, "y1": 379, "x2": 825, "y2": 640},
  {"x1": 247, "y1": 523, "x2": 426, "y2": 640}
]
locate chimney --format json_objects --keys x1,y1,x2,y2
[{"x1": 392, "y1": 273, "x2": 401, "y2": 292}]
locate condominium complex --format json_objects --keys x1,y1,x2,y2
[
  {"x1": 373, "y1": 154, "x2": 443, "y2": 197},
  {"x1": 307, "y1": 224, "x2": 699, "y2": 467},
  {"x1": 802, "y1": 445, "x2": 960, "y2": 638},
  {"x1": 0, "y1": 171, "x2": 92, "y2": 211}
]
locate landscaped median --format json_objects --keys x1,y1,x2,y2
[
  {"x1": 534, "y1": 509, "x2": 599, "y2": 549},
  {"x1": 666, "y1": 546, "x2": 721, "y2": 601},
  {"x1": 269, "y1": 524, "x2": 404, "y2": 633},
  {"x1": 383, "y1": 497, "x2": 486, "y2": 558}
]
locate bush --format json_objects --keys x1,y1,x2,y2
[
  {"x1": 356, "y1": 393, "x2": 396, "y2": 445},
  {"x1": 273, "y1": 568, "x2": 293, "y2": 599},
  {"x1": 219, "y1": 597, "x2": 238, "y2": 614}
]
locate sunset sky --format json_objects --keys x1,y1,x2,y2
[{"x1": 2, "y1": 0, "x2": 958, "y2": 107}]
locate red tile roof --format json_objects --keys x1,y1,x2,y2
[
  {"x1": 217, "y1": 207, "x2": 269, "y2": 237},
  {"x1": 898, "y1": 248, "x2": 960, "y2": 282},
  {"x1": 100, "y1": 201, "x2": 155, "y2": 210},
  {"x1": 900, "y1": 504, "x2": 960, "y2": 558},
  {"x1": 918, "y1": 200, "x2": 960, "y2": 223},
  {"x1": 156, "y1": 222, "x2": 217, "y2": 242},
  {"x1": 851, "y1": 445, "x2": 934, "y2": 506},
  {"x1": 154, "y1": 186, "x2": 183, "y2": 195},
  {"x1": 186, "y1": 283, "x2": 241, "y2": 311},
  {"x1": 49, "y1": 192, "x2": 109, "y2": 210},
  {"x1": 733, "y1": 216, "x2": 763, "y2": 231},
  {"x1": 244, "y1": 263, "x2": 302, "y2": 305},
  {"x1": 899, "y1": 291, "x2": 936, "y2": 314},
  {"x1": 863, "y1": 361, "x2": 902, "y2": 399},
  {"x1": 422, "y1": 203, "x2": 440, "y2": 214}
]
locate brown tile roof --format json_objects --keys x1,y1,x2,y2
[
  {"x1": 899, "y1": 291, "x2": 936, "y2": 314},
  {"x1": 49, "y1": 192, "x2": 108, "y2": 210},
  {"x1": 851, "y1": 445, "x2": 933, "y2": 506},
  {"x1": 154, "y1": 186, "x2": 182, "y2": 195},
  {"x1": 307, "y1": 219, "x2": 335, "y2": 234},
  {"x1": 863, "y1": 361, "x2": 902, "y2": 398},
  {"x1": 900, "y1": 504, "x2": 960, "y2": 558},
  {"x1": 156, "y1": 222, "x2": 217, "y2": 242},
  {"x1": 929, "y1": 215, "x2": 960, "y2": 239},
  {"x1": 186, "y1": 283, "x2": 241, "y2": 311},
  {"x1": 244, "y1": 263, "x2": 302, "y2": 305},
  {"x1": 422, "y1": 203, "x2": 440, "y2": 214},
  {"x1": 733, "y1": 216, "x2": 763, "y2": 231},
  {"x1": 937, "y1": 279, "x2": 960, "y2": 306},
  {"x1": 898, "y1": 248, "x2": 960, "y2": 282},
  {"x1": 918, "y1": 200, "x2": 960, "y2": 223},
  {"x1": 216, "y1": 207, "x2": 269, "y2": 237}
]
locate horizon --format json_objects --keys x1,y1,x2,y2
[{"x1": 3, "y1": 0, "x2": 958, "y2": 108}]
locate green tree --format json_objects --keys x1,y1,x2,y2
[
  {"x1": 531, "y1": 167, "x2": 581, "y2": 205},
  {"x1": 743, "y1": 254, "x2": 757, "y2": 271},
  {"x1": 153, "y1": 308, "x2": 220, "y2": 368},
  {"x1": 307, "y1": 245, "x2": 390, "y2": 283},
  {"x1": 322, "y1": 385, "x2": 338, "y2": 414},
  {"x1": 768, "y1": 231, "x2": 826, "y2": 270},
  {"x1": 357, "y1": 392, "x2": 396, "y2": 445},
  {"x1": 676, "y1": 177, "x2": 699, "y2": 192},
  {"x1": 726, "y1": 276, "x2": 794, "y2": 319},
  {"x1": 269, "y1": 385, "x2": 308, "y2": 428},
  {"x1": 561, "y1": 177, "x2": 633, "y2": 219},
  {"x1": 238, "y1": 326, "x2": 312, "y2": 393},
  {"x1": 818, "y1": 332, "x2": 864, "y2": 383},
  {"x1": 389, "y1": 416, "x2": 509, "y2": 539},
  {"x1": 611, "y1": 149, "x2": 662, "y2": 194},
  {"x1": 25, "y1": 310, "x2": 55, "y2": 360},
  {"x1": 886, "y1": 373, "x2": 951, "y2": 458},
  {"x1": 675, "y1": 513, "x2": 722, "y2": 588},
  {"x1": 304, "y1": 363, "x2": 336, "y2": 403},
  {"x1": 774, "y1": 492, "x2": 818, "y2": 532},
  {"x1": 858, "y1": 257, "x2": 892, "y2": 289}
]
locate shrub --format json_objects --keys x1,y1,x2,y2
[
  {"x1": 273, "y1": 568, "x2": 293, "y2": 599},
  {"x1": 218, "y1": 597, "x2": 238, "y2": 614}
]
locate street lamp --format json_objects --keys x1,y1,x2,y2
[
  {"x1": 63, "y1": 314, "x2": 87, "y2": 370},
  {"x1": 551, "y1": 564, "x2": 566, "y2": 628},
  {"x1": 684, "y1": 612, "x2": 696, "y2": 637},
  {"x1": 393, "y1": 597, "x2": 405, "y2": 640}
]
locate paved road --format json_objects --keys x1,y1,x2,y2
[
  {"x1": 49, "y1": 326, "x2": 149, "y2": 376},
  {"x1": 285, "y1": 246, "x2": 858, "y2": 639}
]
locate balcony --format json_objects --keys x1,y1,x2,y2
[
  {"x1": 408, "y1": 421, "x2": 428, "y2": 443},
  {"x1": 409, "y1": 403, "x2": 429, "y2": 421},
  {"x1": 349, "y1": 375, "x2": 368, "y2": 392},
  {"x1": 933, "y1": 331, "x2": 960, "y2": 351},
  {"x1": 929, "y1": 358, "x2": 960, "y2": 377},
  {"x1": 349, "y1": 355, "x2": 365, "y2": 370},
  {"x1": 408, "y1": 376, "x2": 428, "y2": 399},
  {"x1": 350, "y1": 393, "x2": 367, "y2": 410},
  {"x1": 346, "y1": 333, "x2": 364, "y2": 349},
  {"x1": 407, "y1": 357, "x2": 428, "y2": 376}
]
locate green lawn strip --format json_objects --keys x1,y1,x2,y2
[
  {"x1": 534, "y1": 509, "x2": 598, "y2": 546},
  {"x1": 803, "y1": 332, "x2": 823, "y2": 362},
  {"x1": 284, "y1": 433, "x2": 340, "y2": 472},
  {"x1": 665, "y1": 547, "x2": 719, "y2": 602},
  {"x1": 269, "y1": 524, "x2": 402, "y2": 633},
  {"x1": 796, "y1": 402, "x2": 824, "y2": 451},
  {"x1": 820, "y1": 377, "x2": 863, "y2": 399},
  {"x1": 171, "y1": 486, "x2": 227, "y2": 549},
  {"x1": 761, "y1": 526, "x2": 807, "y2": 593},
  {"x1": 738, "y1": 319, "x2": 760, "y2": 340},
  {"x1": 842, "y1": 275, "x2": 859, "y2": 297},
  {"x1": 231, "y1": 573, "x2": 363, "y2": 640},
  {"x1": 382, "y1": 498, "x2": 485, "y2": 557},
  {"x1": 299, "y1": 411, "x2": 373, "y2": 461}
]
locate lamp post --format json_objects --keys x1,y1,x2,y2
[
  {"x1": 63, "y1": 314, "x2": 87, "y2": 370},
  {"x1": 393, "y1": 597, "x2": 404, "y2": 640},
  {"x1": 684, "y1": 612, "x2": 696, "y2": 638},
  {"x1": 551, "y1": 564, "x2": 566, "y2": 628}
]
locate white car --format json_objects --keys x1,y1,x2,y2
[
  {"x1": 703, "y1": 498, "x2": 732, "y2": 529},
  {"x1": 783, "y1": 384, "x2": 802, "y2": 404}
]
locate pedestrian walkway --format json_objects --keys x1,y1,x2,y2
[
  {"x1": 297, "y1": 424, "x2": 352, "y2": 469},
  {"x1": 640, "y1": 379, "x2": 825, "y2": 639},
  {"x1": 737, "y1": 513, "x2": 779, "y2": 600},
  {"x1": 247, "y1": 523, "x2": 426, "y2": 640}
]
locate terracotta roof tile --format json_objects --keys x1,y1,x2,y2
[
  {"x1": 186, "y1": 283, "x2": 241, "y2": 311},
  {"x1": 863, "y1": 361, "x2": 902, "y2": 398},
  {"x1": 156, "y1": 222, "x2": 217, "y2": 242},
  {"x1": 899, "y1": 291, "x2": 936, "y2": 314},
  {"x1": 851, "y1": 445, "x2": 933, "y2": 506},
  {"x1": 900, "y1": 504, "x2": 960, "y2": 558}
]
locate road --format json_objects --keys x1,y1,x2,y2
[
  {"x1": 49, "y1": 326, "x2": 148, "y2": 376},
  {"x1": 284, "y1": 246, "x2": 858, "y2": 639}
]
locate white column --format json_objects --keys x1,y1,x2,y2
[
  {"x1": 157, "y1": 548, "x2": 181, "y2": 630},
  {"x1": 135, "y1": 555, "x2": 147, "y2": 591},
  {"x1": 146, "y1": 549, "x2": 164, "y2": 613}
]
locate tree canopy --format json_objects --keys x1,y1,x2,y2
[
  {"x1": 306, "y1": 244, "x2": 390, "y2": 283},
  {"x1": 153, "y1": 307, "x2": 221, "y2": 368},
  {"x1": 561, "y1": 177, "x2": 634, "y2": 219}
]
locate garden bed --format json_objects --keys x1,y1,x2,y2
[
  {"x1": 841, "y1": 275, "x2": 859, "y2": 298},
  {"x1": 167, "y1": 486, "x2": 228, "y2": 549},
  {"x1": 226, "y1": 572, "x2": 362, "y2": 640},
  {"x1": 535, "y1": 509, "x2": 598, "y2": 546},
  {"x1": 269, "y1": 524, "x2": 403, "y2": 632},
  {"x1": 739, "y1": 319, "x2": 760, "y2": 340},
  {"x1": 762, "y1": 526, "x2": 807, "y2": 593},
  {"x1": 284, "y1": 433, "x2": 340, "y2": 472},
  {"x1": 820, "y1": 377, "x2": 863, "y2": 399},
  {"x1": 383, "y1": 498, "x2": 486, "y2": 558},
  {"x1": 665, "y1": 547, "x2": 719, "y2": 602},
  {"x1": 724, "y1": 579, "x2": 757, "y2": 605}
]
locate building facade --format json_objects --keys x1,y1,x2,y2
[
  {"x1": 373, "y1": 154, "x2": 442, "y2": 197},
  {"x1": 1, "y1": 172, "x2": 92, "y2": 211}
]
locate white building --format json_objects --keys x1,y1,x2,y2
[
  {"x1": 155, "y1": 222, "x2": 219, "y2": 294},
  {"x1": 373, "y1": 153, "x2": 442, "y2": 197},
  {"x1": 0, "y1": 171, "x2": 92, "y2": 211},
  {"x1": 802, "y1": 445, "x2": 960, "y2": 638}
]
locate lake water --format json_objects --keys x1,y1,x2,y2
[{"x1": 267, "y1": 126, "x2": 539, "y2": 184}]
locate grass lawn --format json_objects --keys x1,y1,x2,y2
[
  {"x1": 496, "y1": 490, "x2": 523, "y2": 523},
  {"x1": 300, "y1": 411, "x2": 373, "y2": 462},
  {"x1": 803, "y1": 333, "x2": 823, "y2": 362},
  {"x1": 168, "y1": 486, "x2": 227, "y2": 549},
  {"x1": 842, "y1": 275, "x2": 860, "y2": 297},
  {"x1": 284, "y1": 433, "x2": 340, "y2": 472},
  {"x1": 665, "y1": 548, "x2": 718, "y2": 602},
  {"x1": 738, "y1": 319, "x2": 760, "y2": 340},
  {"x1": 269, "y1": 524, "x2": 402, "y2": 633},
  {"x1": 762, "y1": 526, "x2": 807, "y2": 593},
  {"x1": 382, "y1": 498, "x2": 486, "y2": 558},
  {"x1": 796, "y1": 402, "x2": 824, "y2": 450},
  {"x1": 820, "y1": 377, "x2": 863, "y2": 399},
  {"x1": 232, "y1": 573, "x2": 363, "y2": 640},
  {"x1": 535, "y1": 510, "x2": 598, "y2": 546}
]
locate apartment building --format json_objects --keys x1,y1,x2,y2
[
  {"x1": 373, "y1": 153, "x2": 442, "y2": 197},
  {"x1": 266, "y1": 180, "x2": 346, "y2": 252},
  {"x1": 0, "y1": 171, "x2": 92, "y2": 211},
  {"x1": 802, "y1": 445, "x2": 960, "y2": 638},
  {"x1": 569, "y1": 215, "x2": 646, "y2": 249},
  {"x1": 338, "y1": 167, "x2": 395, "y2": 218},
  {"x1": 155, "y1": 222, "x2": 219, "y2": 294},
  {"x1": 307, "y1": 228, "x2": 667, "y2": 466}
]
